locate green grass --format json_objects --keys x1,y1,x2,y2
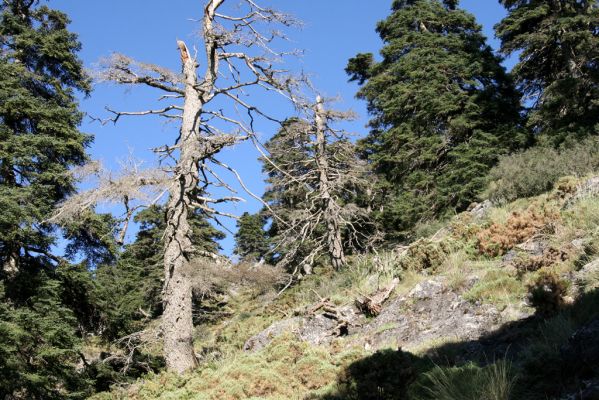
[
  {"x1": 463, "y1": 270, "x2": 525, "y2": 310},
  {"x1": 410, "y1": 360, "x2": 515, "y2": 400}
]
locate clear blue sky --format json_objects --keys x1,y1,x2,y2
[{"x1": 49, "y1": 0, "x2": 512, "y2": 255}]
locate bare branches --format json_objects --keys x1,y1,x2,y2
[
  {"x1": 96, "y1": 53, "x2": 184, "y2": 94},
  {"x1": 76, "y1": 0, "x2": 307, "y2": 373},
  {"x1": 50, "y1": 159, "x2": 169, "y2": 225},
  {"x1": 90, "y1": 105, "x2": 183, "y2": 125},
  {"x1": 263, "y1": 97, "x2": 379, "y2": 276}
]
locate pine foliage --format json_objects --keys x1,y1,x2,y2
[
  {"x1": 496, "y1": 0, "x2": 599, "y2": 143},
  {"x1": 347, "y1": 0, "x2": 526, "y2": 240},
  {"x1": 0, "y1": 1, "x2": 95, "y2": 397}
]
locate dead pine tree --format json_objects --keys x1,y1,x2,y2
[
  {"x1": 52, "y1": 0, "x2": 301, "y2": 374},
  {"x1": 263, "y1": 96, "x2": 375, "y2": 278},
  {"x1": 314, "y1": 96, "x2": 345, "y2": 270}
]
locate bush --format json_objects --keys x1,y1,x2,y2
[
  {"x1": 527, "y1": 271, "x2": 569, "y2": 317},
  {"x1": 511, "y1": 246, "x2": 573, "y2": 275},
  {"x1": 477, "y1": 204, "x2": 560, "y2": 257},
  {"x1": 486, "y1": 138, "x2": 599, "y2": 203},
  {"x1": 397, "y1": 239, "x2": 458, "y2": 272}
]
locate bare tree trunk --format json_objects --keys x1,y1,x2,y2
[
  {"x1": 52, "y1": 0, "x2": 301, "y2": 374},
  {"x1": 162, "y1": 41, "x2": 201, "y2": 374},
  {"x1": 314, "y1": 96, "x2": 346, "y2": 270}
]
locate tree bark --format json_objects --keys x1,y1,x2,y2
[
  {"x1": 162, "y1": 40, "x2": 201, "y2": 374},
  {"x1": 314, "y1": 96, "x2": 346, "y2": 270}
]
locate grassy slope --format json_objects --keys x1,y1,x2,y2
[{"x1": 93, "y1": 176, "x2": 599, "y2": 400}]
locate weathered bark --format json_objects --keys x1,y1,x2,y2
[
  {"x1": 314, "y1": 96, "x2": 346, "y2": 270},
  {"x1": 162, "y1": 0, "x2": 225, "y2": 373},
  {"x1": 54, "y1": 0, "x2": 300, "y2": 374},
  {"x1": 355, "y1": 278, "x2": 399, "y2": 316},
  {"x1": 162, "y1": 40, "x2": 202, "y2": 374}
]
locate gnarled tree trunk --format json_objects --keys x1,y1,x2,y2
[
  {"x1": 162, "y1": 41, "x2": 202, "y2": 374},
  {"x1": 314, "y1": 96, "x2": 346, "y2": 270}
]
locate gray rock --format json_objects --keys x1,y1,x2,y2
[
  {"x1": 561, "y1": 317, "x2": 599, "y2": 373},
  {"x1": 243, "y1": 317, "x2": 302, "y2": 351},
  {"x1": 575, "y1": 258, "x2": 599, "y2": 292},
  {"x1": 469, "y1": 200, "x2": 493, "y2": 219},
  {"x1": 409, "y1": 280, "x2": 444, "y2": 300}
]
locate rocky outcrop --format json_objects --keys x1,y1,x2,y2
[
  {"x1": 352, "y1": 278, "x2": 502, "y2": 352},
  {"x1": 244, "y1": 277, "x2": 506, "y2": 354}
]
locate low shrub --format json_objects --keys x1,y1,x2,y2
[
  {"x1": 477, "y1": 204, "x2": 560, "y2": 257},
  {"x1": 511, "y1": 246, "x2": 573, "y2": 275},
  {"x1": 409, "y1": 360, "x2": 515, "y2": 400},
  {"x1": 93, "y1": 334, "x2": 365, "y2": 400},
  {"x1": 526, "y1": 271, "x2": 568, "y2": 317},
  {"x1": 486, "y1": 137, "x2": 599, "y2": 203},
  {"x1": 397, "y1": 239, "x2": 458, "y2": 272}
]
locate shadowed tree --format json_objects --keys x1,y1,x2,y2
[
  {"x1": 233, "y1": 212, "x2": 269, "y2": 263},
  {"x1": 51, "y1": 0, "x2": 302, "y2": 373}
]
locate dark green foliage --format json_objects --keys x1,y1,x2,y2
[
  {"x1": 0, "y1": 0, "x2": 91, "y2": 271},
  {"x1": 95, "y1": 205, "x2": 224, "y2": 340},
  {"x1": 0, "y1": 276, "x2": 91, "y2": 399},
  {"x1": 496, "y1": 0, "x2": 599, "y2": 143},
  {"x1": 0, "y1": 1, "x2": 95, "y2": 398},
  {"x1": 63, "y1": 210, "x2": 119, "y2": 269},
  {"x1": 233, "y1": 211, "x2": 269, "y2": 262},
  {"x1": 348, "y1": 0, "x2": 526, "y2": 240}
]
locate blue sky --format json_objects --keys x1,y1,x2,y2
[{"x1": 49, "y1": 0, "x2": 512, "y2": 255}]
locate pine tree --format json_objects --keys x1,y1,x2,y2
[
  {"x1": 496, "y1": 0, "x2": 599, "y2": 143},
  {"x1": 233, "y1": 212, "x2": 269, "y2": 263},
  {"x1": 347, "y1": 0, "x2": 526, "y2": 240},
  {"x1": 0, "y1": 1, "x2": 94, "y2": 397},
  {"x1": 262, "y1": 99, "x2": 373, "y2": 274},
  {"x1": 51, "y1": 0, "x2": 301, "y2": 373}
]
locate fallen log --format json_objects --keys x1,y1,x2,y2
[{"x1": 356, "y1": 277, "x2": 400, "y2": 316}]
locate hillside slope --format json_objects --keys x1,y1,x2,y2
[{"x1": 94, "y1": 175, "x2": 599, "y2": 400}]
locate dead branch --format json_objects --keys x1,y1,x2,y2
[{"x1": 355, "y1": 278, "x2": 400, "y2": 317}]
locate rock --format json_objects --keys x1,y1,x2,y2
[
  {"x1": 409, "y1": 280, "x2": 444, "y2": 300},
  {"x1": 243, "y1": 317, "x2": 302, "y2": 351},
  {"x1": 576, "y1": 176, "x2": 599, "y2": 200},
  {"x1": 469, "y1": 200, "x2": 493, "y2": 219},
  {"x1": 516, "y1": 238, "x2": 547, "y2": 256},
  {"x1": 353, "y1": 278, "x2": 502, "y2": 352},
  {"x1": 502, "y1": 250, "x2": 519, "y2": 264},
  {"x1": 561, "y1": 380, "x2": 599, "y2": 400},
  {"x1": 575, "y1": 258, "x2": 599, "y2": 292},
  {"x1": 244, "y1": 303, "x2": 363, "y2": 351}
]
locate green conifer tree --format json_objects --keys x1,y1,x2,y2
[
  {"x1": 496, "y1": 0, "x2": 599, "y2": 143},
  {"x1": 0, "y1": 1, "x2": 94, "y2": 397},
  {"x1": 233, "y1": 212, "x2": 269, "y2": 263},
  {"x1": 347, "y1": 0, "x2": 526, "y2": 240}
]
